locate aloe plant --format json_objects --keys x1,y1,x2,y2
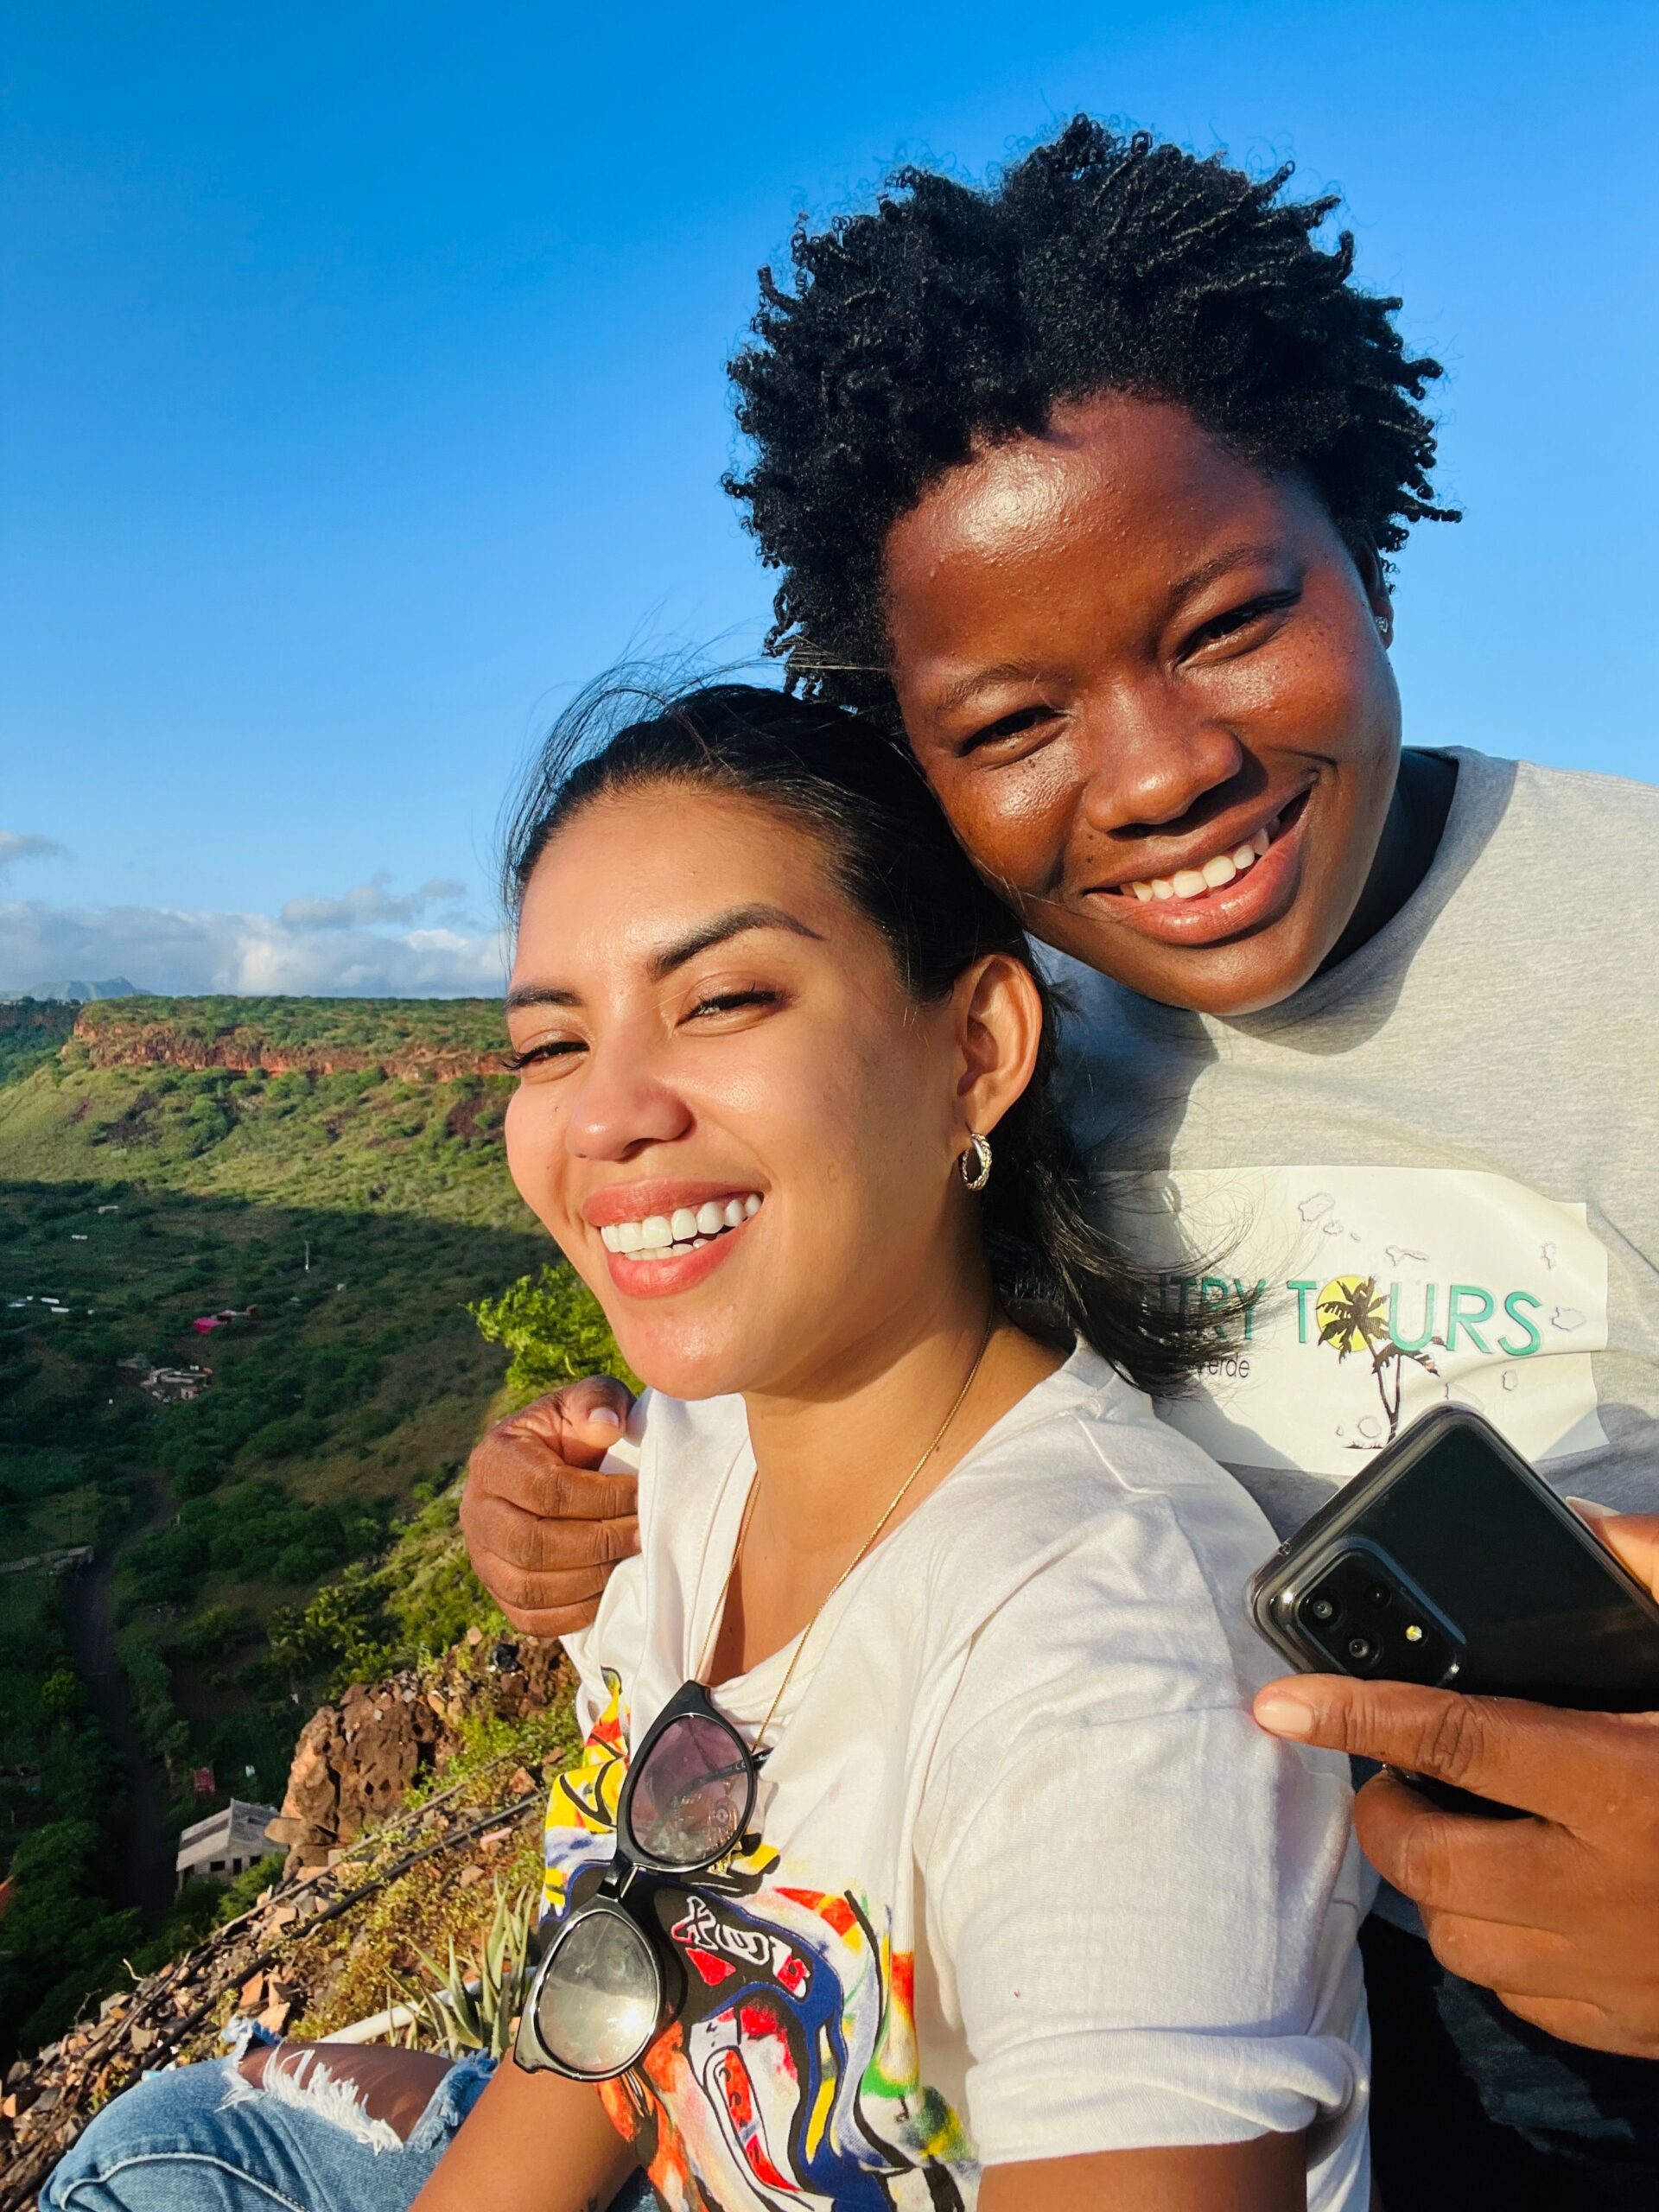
[{"x1": 391, "y1": 1878, "x2": 538, "y2": 2058}]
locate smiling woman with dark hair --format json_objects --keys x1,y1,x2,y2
[
  {"x1": 46, "y1": 680, "x2": 1370, "y2": 2212},
  {"x1": 429, "y1": 678, "x2": 1367, "y2": 2212}
]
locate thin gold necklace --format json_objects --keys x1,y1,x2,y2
[{"x1": 697, "y1": 1309, "x2": 997, "y2": 1754}]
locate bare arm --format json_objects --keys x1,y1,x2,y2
[
  {"x1": 978, "y1": 2133, "x2": 1306, "y2": 2212},
  {"x1": 410, "y1": 2055, "x2": 634, "y2": 2212}
]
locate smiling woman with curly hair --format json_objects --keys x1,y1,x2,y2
[{"x1": 728, "y1": 115, "x2": 1455, "y2": 723}]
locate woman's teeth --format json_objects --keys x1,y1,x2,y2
[
  {"x1": 600, "y1": 1193, "x2": 762, "y2": 1260},
  {"x1": 1127, "y1": 821, "x2": 1275, "y2": 904}
]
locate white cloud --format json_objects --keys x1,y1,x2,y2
[
  {"x1": 278, "y1": 874, "x2": 470, "y2": 932},
  {"x1": 0, "y1": 874, "x2": 507, "y2": 999},
  {"x1": 0, "y1": 831, "x2": 67, "y2": 879}
]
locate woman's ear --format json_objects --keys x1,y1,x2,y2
[
  {"x1": 1351, "y1": 534, "x2": 1395, "y2": 645},
  {"x1": 950, "y1": 955, "x2": 1043, "y2": 1143}
]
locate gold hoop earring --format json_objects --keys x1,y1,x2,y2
[{"x1": 960, "y1": 1132, "x2": 992, "y2": 1192}]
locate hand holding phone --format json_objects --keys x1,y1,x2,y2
[
  {"x1": 1248, "y1": 1421, "x2": 1659, "y2": 2060},
  {"x1": 1249, "y1": 1407, "x2": 1659, "y2": 1815}
]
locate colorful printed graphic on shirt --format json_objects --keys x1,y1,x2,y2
[
  {"x1": 542, "y1": 1684, "x2": 975, "y2": 2212},
  {"x1": 1111, "y1": 1166, "x2": 1611, "y2": 1475},
  {"x1": 541, "y1": 1668, "x2": 632, "y2": 1919}
]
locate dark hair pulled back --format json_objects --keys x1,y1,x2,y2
[{"x1": 505, "y1": 678, "x2": 1207, "y2": 1398}]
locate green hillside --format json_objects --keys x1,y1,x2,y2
[
  {"x1": 0, "y1": 999, "x2": 77, "y2": 1085},
  {"x1": 4, "y1": 994, "x2": 518, "y2": 1219},
  {"x1": 0, "y1": 996, "x2": 603, "y2": 2057}
]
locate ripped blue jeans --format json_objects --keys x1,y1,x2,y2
[{"x1": 41, "y1": 2024, "x2": 651, "y2": 2212}]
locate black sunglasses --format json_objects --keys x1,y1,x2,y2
[{"x1": 514, "y1": 1681, "x2": 760, "y2": 2081}]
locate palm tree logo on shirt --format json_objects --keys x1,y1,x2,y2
[{"x1": 1315, "y1": 1274, "x2": 1444, "y2": 1445}]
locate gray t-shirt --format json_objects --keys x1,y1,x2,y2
[{"x1": 1053, "y1": 748, "x2": 1659, "y2": 1538}]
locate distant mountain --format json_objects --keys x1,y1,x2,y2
[{"x1": 10, "y1": 976, "x2": 146, "y2": 1002}]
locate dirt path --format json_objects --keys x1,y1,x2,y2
[{"x1": 64, "y1": 1465, "x2": 176, "y2": 1919}]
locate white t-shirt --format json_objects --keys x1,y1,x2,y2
[{"x1": 546, "y1": 1347, "x2": 1370, "y2": 2212}]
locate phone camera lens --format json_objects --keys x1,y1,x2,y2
[
  {"x1": 1346, "y1": 1634, "x2": 1378, "y2": 1666},
  {"x1": 1306, "y1": 1595, "x2": 1338, "y2": 1625},
  {"x1": 1363, "y1": 1583, "x2": 1391, "y2": 1610}
]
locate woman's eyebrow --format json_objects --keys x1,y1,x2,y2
[
  {"x1": 1164, "y1": 542, "x2": 1283, "y2": 613},
  {"x1": 648, "y1": 903, "x2": 823, "y2": 980},
  {"x1": 929, "y1": 661, "x2": 1046, "y2": 715},
  {"x1": 505, "y1": 905, "x2": 823, "y2": 1013},
  {"x1": 504, "y1": 982, "x2": 580, "y2": 1012}
]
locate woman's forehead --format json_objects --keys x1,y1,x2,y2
[
  {"x1": 883, "y1": 403, "x2": 1331, "y2": 694},
  {"x1": 514, "y1": 785, "x2": 848, "y2": 962},
  {"x1": 886, "y1": 397, "x2": 1288, "y2": 600}
]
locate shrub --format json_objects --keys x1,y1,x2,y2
[
  {"x1": 169, "y1": 1603, "x2": 253, "y2": 1661},
  {"x1": 468, "y1": 1264, "x2": 632, "y2": 1405},
  {"x1": 39, "y1": 1667, "x2": 84, "y2": 1719},
  {"x1": 269, "y1": 1561, "x2": 397, "y2": 1695}
]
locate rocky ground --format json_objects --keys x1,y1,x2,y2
[{"x1": 0, "y1": 1630, "x2": 575, "y2": 2209}]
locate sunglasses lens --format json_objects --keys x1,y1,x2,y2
[
  {"x1": 629, "y1": 1711, "x2": 752, "y2": 1869},
  {"x1": 536, "y1": 1908, "x2": 660, "y2": 2077}
]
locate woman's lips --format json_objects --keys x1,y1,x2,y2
[{"x1": 1084, "y1": 796, "x2": 1309, "y2": 949}]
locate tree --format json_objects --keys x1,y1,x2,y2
[
  {"x1": 269, "y1": 1561, "x2": 397, "y2": 1697},
  {"x1": 1314, "y1": 1274, "x2": 1444, "y2": 1443},
  {"x1": 39, "y1": 1667, "x2": 84, "y2": 1719},
  {"x1": 468, "y1": 1265, "x2": 632, "y2": 1405}
]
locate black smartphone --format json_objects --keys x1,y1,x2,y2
[{"x1": 1248, "y1": 1405, "x2": 1659, "y2": 1814}]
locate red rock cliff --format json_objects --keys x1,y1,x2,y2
[{"x1": 71, "y1": 1014, "x2": 505, "y2": 1082}]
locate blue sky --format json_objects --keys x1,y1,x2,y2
[{"x1": 3, "y1": 1, "x2": 1656, "y2": 995}]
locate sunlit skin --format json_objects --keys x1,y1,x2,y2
[
  {"x1": 884, "y1": 391, "x2": 1444, "y2": 1019},
  {"x1": 505, "y1": 784, "x2": 1002, "y2": 1405},
  {"x1": 502, "y1": 781, "x2": 1056, "y2": 1677}
]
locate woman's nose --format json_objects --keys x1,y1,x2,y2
[
  {"x1": 564, "y1": 1045, "x2": 692, "y2": 1161},
  {"x1": 1077, "y1": 693, "x2": 1245, "y2": 835}
]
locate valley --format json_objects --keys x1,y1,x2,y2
[{"x1": 0, "y1": 995, "x2": 591, "y2": 2056}]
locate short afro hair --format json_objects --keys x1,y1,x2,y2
[{"x1": 727, "y1": 116, "x2": 1458, "y2": 719}]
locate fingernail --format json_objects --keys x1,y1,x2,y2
[
  {"x1": 1566, "y1": 1494, "x2": 1616, "y2": 1522},
  {"x1": 1253, "y1": 1688, "x2": 1317, "y2": 1738},
  {"x1": 588, "y1": 1408, "x2": 623, "y2": 1432}
]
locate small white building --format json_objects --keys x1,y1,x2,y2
[{"x1": 175, "y1": 1799, "x2": 278, "y2": 1891}]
